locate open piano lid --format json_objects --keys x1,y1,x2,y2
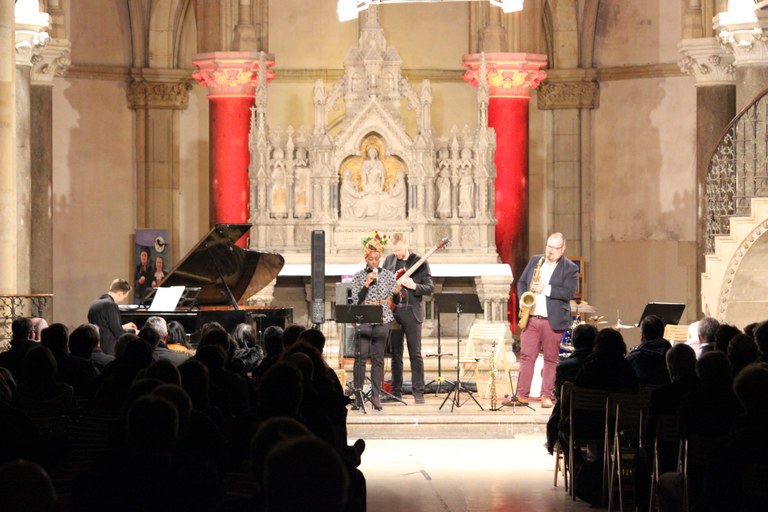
[{"x1": 152, "y1": 224, "x2": 284, "y2": 307}]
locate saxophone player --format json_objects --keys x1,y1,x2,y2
[{"x1": 514, "y1": 232, "x2": 579, "y2": 408}]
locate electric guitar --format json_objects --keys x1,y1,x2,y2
[{"x1": 388, "y1": 237, "x2": 450, "y2": 311}]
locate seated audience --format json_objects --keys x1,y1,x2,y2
[
  {"x1": 69, "y1": 323, "x2": 115, "y2": 370},
  {"x1": 13, "y1": 345, "x2": 76, "y2": 417},
  {"x1": 713, "y1": 323, "x2": 742, "y2": 353},
  {"x1": 0, "y1": 459, "x2": 57, "y2": 512},
  {"x1": 0, "y1": 317, "x2": 38, "y2": 381},
  {"x1": 141, "y1": 317, "x2": 190, "y2": 367},
  {"x1": 727, "y1": 333, "x2": 759, "y2": 377},
  {"x1": 166, "y1": 321, "x2": 193, "y2": 354},
  {"x1": 695, "y1": 316, "x2": 720, "y2": 357},
  {"x1": 231, "y1": 322, "x2": 263, "y2": 374},
  {"x1": 41, "y1": 323, "x2": 99, "y2": 399},
  {"x1": 625, "y1": 315, "x2": 672, "y2": 385}
]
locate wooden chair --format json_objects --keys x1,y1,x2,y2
[
  {"x1": 681, "y1": 434, "x2": 720, "y2": 512},
  {"x1": 457, "y1": 321, "x2": 509, "y2": 394},
  {"x1": 648, "y1": 414, "x2": 681, "y2": 512},
  {"x1": 568, "y1": 386, "x2": 609, "y2": 504},
  {"x1": 607, "y1": 393, "x2": 649, "y2": 512},
  {"x1": 553, "y1": 381, "x2": 573, "y2": 492}
]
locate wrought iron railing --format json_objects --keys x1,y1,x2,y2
[
  {"x1": 706, "y1": 88, "x2": 768, "y2": 253},
  {"x1": 0, "y1": 294, "x2": 53, "y2": 341}
]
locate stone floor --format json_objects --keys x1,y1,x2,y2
[
  {"x1": 360, "y1": 436, "x2": 593, "y2": 512},
  {"x1": 347, "y1": 392, "x2": 593, "y2": 511}
]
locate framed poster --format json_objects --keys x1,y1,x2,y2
[{"x1": 134, "y1": 229, "x2": 169, "y2": 304}]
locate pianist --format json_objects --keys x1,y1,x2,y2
[{"x1": 87, "y1": 279, "x2": 138, "y2": 355}]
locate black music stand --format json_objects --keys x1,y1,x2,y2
[
  {"x1": 425, "y1": 301, "x2": 453, "y2": 395},
  {"x1": 335, "y1": 304, "x2": 404, "y2": 412},
  {"x1": 435, "y1": 293, "x2": 484, "y2": 412}
]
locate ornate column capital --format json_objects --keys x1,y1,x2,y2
[
  {"x1": 462, "y1": 53, "x2": 547, "y2": 98},
  {"x1": 192, "y1": 51, "x2": 275, "y2": 97},
  {"x1": 537, "y1": 80, "x2": 600, "y2": 110},
  {"x1": 127, "y1": 69, "x2": 193, "y2": 110},
  {"x1": 714, "y1": 9, "x2": 768, "y2": 67},
  {"x1": 678, "y1": 37, "x2": 736, "y2": 87},
  {"x1": 15, "y1": 0, "x2": 50, "y2": 68},
  {"x1": 30, "y1": 38, "x2": 70, "y2": 86}
]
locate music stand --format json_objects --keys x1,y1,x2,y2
[
  {"x1": 434, "y1": 292, "x2": 484, "y2": 412},
  {"x1": 425, "y1": 309, "x2": 453, "y2": 394},
  {"x1": 334, "y1": 305, "x2": 394, "y2": 413}
]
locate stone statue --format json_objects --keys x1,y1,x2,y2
[
  {"x1": 361, "y1": 147, "x2": 385, "y2": 193},
  {"x1": 385, "y1": 171, "x2": 407, "y2": 219},
  {"x1": 294, "y1": 148, "x2": 311, "y2": 218},
  {"x1": 436, "y1": 167, "x2": 451, "y2": 218},
  {"x1": 459, "y1": 173, "x2": 474, "y2": 218},
  {"x1": 270, "y1": 161, "x2": 288, "y2": 218},
  {"x1": 340, "y1": 170, "x2": 365, "y2": 218}
]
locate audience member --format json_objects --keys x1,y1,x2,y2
[
  {"x1": 13, "y1": 345, "x2": 77, "y2": 417},
  {"x1": 625, "y1": 315, "x2": 672, "y2": 385},
  {"x1": 0, "y1": 317, "x2": 38, "y2": 381},
  {"x1": 713, "y1": 323, "x2": 742, "y2": 353},
  {"x1": 263, "y1": 436, "x2": 349, "y2": 512},
  {"x1": 69, "y1": 323, "x2": 115, "y2": 370},
  {"x1": 231, "y1": 322, "x2": 263, "y2": 374},
  {"x1": 695, "y1": 363, "x2": 768, "y2": 512},
  {"x1": 545, "y1": 323, "x2": 598, "y2": 454},
  {"x1": 282, "y1": 324, "x2": 305, "y2": 349},
  {"x1": 40, "y1": 323, "x2": 99, "y2": 399},
  {"x1": 0, "y1": 459, "x2": 57, "y2": 512},
  {"x1": 141, "y1": 316, "x2": 189, "y2": 367},
  {"x1": 252, "y1": 325, "x2": 284, "y2": 386},
  {"x1": 755, "y1": 321, "x2": 768, "y2": 363},
  {"x1": 30, "y1": 317, "x2": 49, "y2": 341},
  {"x1": 86, "y1": 279, "x2": 137, "y2": 355},
  {"x1": 143, "y1": 359, "x2": 182, "y2": 385},
  {"x1": 727, "y1": 333, "x2": 759, "y2": 377},
  {"x1": 574, "y1": 328, "x2": 638, "y2": 392},
  {"x1": 166, "y1": 320, "x2": 193, "y2": 353},
  {"x1": 696, "y1": 316, "x2": 720, "y2": 357}
]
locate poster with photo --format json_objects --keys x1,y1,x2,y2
[{"x1": 134, "y1": 229, "x2": 169, "y2": 304}]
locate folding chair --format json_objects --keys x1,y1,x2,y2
[
  {"x1": 648, "y1": 414, "x2": 681, "y2": 512},
  {"x1": 457, "y1": 321, "x2": 508, "y2": 393},
  {"x1": 607, "y1": 393, "x2": 649, "y2": 512},
  {"x1": 568, "y1": 386, "x2": 609, "y2": 504},
  {"x1": 553, "y1": 381, "x2": 573, "y2": 492}
]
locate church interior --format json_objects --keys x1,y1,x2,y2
[{"x1": 2, "y1": 0, "x2": 768, "y2": 510}]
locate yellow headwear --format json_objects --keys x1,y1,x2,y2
[{"x1": 362, "y1": 230, "x2": 388, "y2": 255}]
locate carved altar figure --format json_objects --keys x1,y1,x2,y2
[
  {"x1": 340, "y1": 170, "x2": 365, "y2": 218},
  {"x1": 385, "y1": 171, "x2": 407, "y2": 219},
  {"x1": 294, "y1": 148, "x2": 311, "y2": 218},
  {"x1": 362, "y1": 147, "x2": 385, "y2": 193},
  {"x1": 436, "y1": 166, "x2": 451, "y2": 218},
  {"x1": 459, "y1": 172, "x2": 474, "y2": 218},
  {"x1": 270, "y1": 154, "x2": 288, "y2": 218}
]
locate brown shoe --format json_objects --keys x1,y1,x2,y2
[{"x1": 540, "y1": 396, "x2": 553, "y2": 409}]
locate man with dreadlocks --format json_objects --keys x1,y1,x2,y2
[{"x1": 349, "y1": 231, "x2": 401, "y2": 410}]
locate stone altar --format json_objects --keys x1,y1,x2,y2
[{"x1": 246, "y1": 8, "x2": 513, "y2": 336}]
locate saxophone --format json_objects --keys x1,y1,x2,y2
[{"x1": 517, "y1": 256, "x2": 546, "y2": 331}]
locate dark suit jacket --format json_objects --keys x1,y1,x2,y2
[
  {"x1": 87, "y1": 294, "x2": 130, "y2": 356},
  {"x1": 383, "y1": 252, "x2": 434, "y2": 323},
  {"x1": 516, "y1": 254, "x2": 579, "y2": 331}
]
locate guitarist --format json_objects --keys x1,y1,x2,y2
[{"x1": 383, "y1": 233, "x2": 434, "y2": 404}]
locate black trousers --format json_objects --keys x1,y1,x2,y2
[
  {"x1": 353, "y1": 323, "x2": 389, "y2": 399},
  {"x1": 390, "y1": 306, "x2": 425, "y2": 396}
]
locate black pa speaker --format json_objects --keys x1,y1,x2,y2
[{"x1": 310, "y1": 230, "x2": 325, "y2": 325}]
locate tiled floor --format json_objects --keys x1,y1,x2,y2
[{"x1": 360, "y1": 436, "x2": 594, "y2": 512}]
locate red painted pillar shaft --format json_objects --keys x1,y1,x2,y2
[
  {"x1": 192, "y1": 52, "x2": 274, "y2": 247},
  {"x1": 209, "y1": 96, "x2": 254, "y2": 229},
  {"x1": 463, "y1": 53, "x2": 547, "y2": 327}
]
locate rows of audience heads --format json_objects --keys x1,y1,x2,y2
[
  {"x1": 0, "y1": 317, "x2": 361, "y2": 512},
  {"x1": 552, "y1": 314, "x2": 768, "y2": 510}
]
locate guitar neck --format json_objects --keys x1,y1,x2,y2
[{"x1": 397, "y1": 245, "x2": 439, "y2": 283}]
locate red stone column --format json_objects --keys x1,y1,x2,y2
[
  {"x1": 192, "y1": 52, "x2": 274, "y2": 246},
  {"x1": 463, "y1": 53, "x2": 547, "y2": 327}
]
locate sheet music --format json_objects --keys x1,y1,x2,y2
[{"x1": 148, "y1": 286, "x2": 186, "y2": 312}]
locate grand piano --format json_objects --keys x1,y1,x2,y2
[{"x1": 120, "y1": 224, "x2": 292, "y2": 342}]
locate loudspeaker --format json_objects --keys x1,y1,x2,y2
[{"x1": 310, "y1": 230, "x2": 325, "y2": 325}]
